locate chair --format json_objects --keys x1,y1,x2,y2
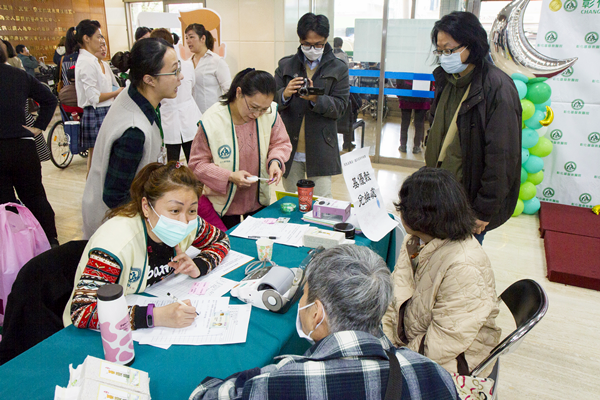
[
  {"x1": 0, "y1": 240, "x2": 87, "y2": 365},
  {"x1": 470, "y1": 279, "x2": 549, "y2": 398}
]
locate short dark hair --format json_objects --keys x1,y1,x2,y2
[
  {"x1": 0, "y1": 41, "x2": 7, "y2": 64},
  {"x1": 135, "y1": 26, "x2": 152, "y2": 41},
  {"x1": 111, "y1": 51, "x2": 130, "y2": 73},
  {"x1": 15, "y1": 44, "x2": 26, "y2": 54},
  {"x1": 431, "y1": 11, "x2": 489, "y2": 65},
  {"x1": 1, "y1": 40, "x2": 15, "y2": 58},
  {"x1": 334, "y1": 37, "x2": 343, "y2": 48},
  {"x1": 395, "y1": 167, "x2": 475, "y2": 241},
  {"x1": 221, "y1": 69, "x2": 276, "y2": 105},
  {"x1": 185, "y1": 24, "x2": 215, "y2": 51},
  {"x1": 128, "y1": 38, "x2": 174, "y2": 89},
  {"x1": 172, "y1": 32, "x2": 180, "y2": 45},
  {"x1": 297, "y1": 13, "x2": 329, "y2": 40}
]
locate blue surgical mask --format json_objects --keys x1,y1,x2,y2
[
  {"x1": 439, "y1": 47, "x2": 468, "y2": 74},
  {"x1": 147, "y1": 204, "x2": 198, "y2": 247},
  {"x1": 296, "y1": 301, "x2": 326, "y2": 344}
]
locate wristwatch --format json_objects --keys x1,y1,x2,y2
[{"x1": 146, "y1": 303, "x2": 155, "y2": 328}]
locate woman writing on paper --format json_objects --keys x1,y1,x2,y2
[
  {"x1": 64, "y1": 162, "x2": 230, "y2": 330},
  {"x1": 188, "y1": 69, "x2": 292, "y2": 230}
]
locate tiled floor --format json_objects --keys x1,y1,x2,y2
[{"x1": 38, "y1": 116, "x2": 600, "y2": 399}]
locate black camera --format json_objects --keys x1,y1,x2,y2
[{"x1": 297, "y1": 78, "x2": 325, "y2": 96}]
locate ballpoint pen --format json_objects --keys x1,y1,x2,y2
[{"x1": 167, "y1": 292, "x2": 199, "y2": 315}]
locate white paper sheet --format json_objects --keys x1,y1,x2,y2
[
  {"x1": 230, "y1": 216, "x2": 311, "y2": 247},
  {"x1": 128, "y1": 297, "x2": 252, "y2": 345},
  {"x1": 340, "y1": 147, "x2": 398, "y2": 241}
]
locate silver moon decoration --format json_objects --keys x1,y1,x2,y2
[{"x1": 490, "y1": 0, "x2": 577, "y2": 79}]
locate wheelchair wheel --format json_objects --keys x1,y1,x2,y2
[{"x1": 47, "y1": 120, "x2": 74, "y2": 169}]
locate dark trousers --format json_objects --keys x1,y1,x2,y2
[
  {"x1": 220, "y1": 207, "x2": 265, "y2": 230},
  {"x1": 400, "y1": 109, "x2": 426, "y2": 148},
  {"x1": 166, "y1": 141, "x2": 192, "y2": 163},
  {"x1": 0, "y1": 138, "x2": 58, "y2": 243}
]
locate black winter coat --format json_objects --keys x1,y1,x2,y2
[
  {"x1": 275, "y1": 44, "x2": 349, "y2": 178},
  {"x1": 430, "y1": 61, "x2": 522, "y2": 231}
]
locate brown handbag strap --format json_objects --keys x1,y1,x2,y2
[
  {"x1": 384, "y1": 350, "x2": 403, "y2": 400},
  {"x1": 57, "y1": 55, "x2": 65, "y2": 89}
]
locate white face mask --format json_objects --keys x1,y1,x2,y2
[
  {"x1": 439, "y1": 47, "x2": 468, "y2": 74},
  {"x1": 296, "y1": 301, "x2": 326, "y2": 344},
  {"x1": 301, "y1": 46, "x2": 324, "y2": 62}
]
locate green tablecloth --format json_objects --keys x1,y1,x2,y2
[{"x1": 0, "y1": 197, "x2": 391, "y2": 399}]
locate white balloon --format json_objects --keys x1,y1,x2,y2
[{"x1": 537, "y1": 126, "x2": 548, "y2": 137}]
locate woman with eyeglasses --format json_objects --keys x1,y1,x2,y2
[
  {"x1": 425, "y1": 12, "x2": 522, "y2": 244},
  {"x1": 188, "y1": 69, "x2": 292, "y2": 230},
  {"x1": 150, "y1": 28, "x2": 202, "y2": 163},
  {"x1": 184, "y1": 24, "x2": 232, "y2": 114},
  {"x1": 81, "y1": 38, "x2": 183, "y2": 239}
]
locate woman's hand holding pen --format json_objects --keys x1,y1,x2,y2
[
  {"x1": 153, "y1": 300, "x2": 197, "y2": 328},
  {"x1": 168, "y1": 245, "x2": 200, "y2": 278}
]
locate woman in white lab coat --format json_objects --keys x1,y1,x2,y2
[
  {"x1": 184, "y1": 23, "x2": 232, "y2": 114},
  {"x1": 151, "y1": 29, "x2": 202, "y2": 162}
]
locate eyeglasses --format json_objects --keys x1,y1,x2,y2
[
  {"x1": 153, "y1": 60, "x2": 182, "y2": 77},
  {"x1": 244, "y1": 96, "x2": 272, "y2": 115},
  {"x1": 432, "y1": 45, "x2": 464, "y2": 56},
  {"x1": 301, "y1": 43, "x2": 326, "y2": 51}
]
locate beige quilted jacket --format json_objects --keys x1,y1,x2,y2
[{"x1": 382, "y1": 234, "x2": 501, "y2": 374}]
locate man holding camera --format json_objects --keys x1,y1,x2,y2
[{"x1": 275, "y1": 13, "x2": 349, "y2": 198}]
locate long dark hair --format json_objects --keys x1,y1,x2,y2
[
  {"x1": 65, "y1": 27, "x2": 78, "y2": 54},
  {"x1": 1, "y1": 39, "x2": 15, "y2": 58},
  {"x1": 431, "y1": 11, "x2": 489, "y2": 65},
  {"x1": 106, "y1": 162, "x2": 202, "y2": 220},
  {"x1": 185, "y1": 23, "x2": 215, "y2": 51},
  {"x1": 220, "y1": 68, "x2": 276, "y2": 105},
  {"x1": 0, "y1": 41, "x2": 7, "y2": 64},
  {"x1": 127, "y1": 38, "x2": 173, "y2": 89},
  {"x1": 395, "y1": 167, "x2": 475, "y2": 241}
]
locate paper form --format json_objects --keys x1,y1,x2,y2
[
  {"x1": 128, "y1": 297, "x2": 252, "y2": 345},
  {"x1": 230, "y1": 216, "x2": 311, "y2": 247}
]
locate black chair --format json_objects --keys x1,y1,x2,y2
[
  {"x1": 0, "y1": 240, "x2": 87, "y2": 365},
  {"x1": 470, "y1": 279, "x2": 549, "y2": 399},
  {"x1": 337, "y1": 93, "x2": 366, "y2": 150}
]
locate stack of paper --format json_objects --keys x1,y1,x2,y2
[
  {"x1": 128, "y1": 297, "x2": 252, "y2": 348},
  {"x1": 230, "y1": 216, "x2": 311, "y2": 247}
]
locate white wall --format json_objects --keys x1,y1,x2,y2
[{"x1": 104, "y1": 0, "x2": 129, "y2": 54}]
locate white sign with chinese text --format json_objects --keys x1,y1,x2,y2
[{"x1": 341, "y1": 147, "x2": 398, "y2": 242}]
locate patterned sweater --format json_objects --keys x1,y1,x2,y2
[{"x1": 70, "y1": 216, "x2": 229, "y2": 330}]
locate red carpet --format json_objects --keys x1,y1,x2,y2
[
  {"x1": 539, "y1": 202, "x2": 600, "y2": 238},
  {"x1": 544, "y1": 231, "x2": 600, "y2": 291},
  {"x1": 541, "y1": 202, "x2": 600, "y2": 291}
]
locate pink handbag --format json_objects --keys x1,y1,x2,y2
[{"x1": 0, "y1": 203, "x2": 51, "y2": 324}]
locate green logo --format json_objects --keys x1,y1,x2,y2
[
  {"x1": 564, "y1": 161, "x2": 577, "y2": 172},
  {"x1": 579, "y1": 193, "x2": 592, "y2": 204},
  {"x1": 217, "y1": 145, "x2": 232, "y2": 159},
  {"x1": 589, "y1": 132, "x2": 600, "y2": 144},
  {"x1": 562, "y1": 67, "x2": 574, "y2": 77},
  {"x1": 585, "y1": 32, "x2": 599, "y2": 44},
  {"x1": 543, "y1": 187, "x2": 555, "y2": 198},
  {"x1": 564, "y1": 0, "x2": 578, "y2": 12},
  {"x1": 545, "y1": 31, "x2": 558, "y2": 43},
  {"x1": 571, "y1": 99, "x2": 584, "y2": 110},
  {"x1": 550, "y1": 129, "x2": 563, "y2": 140}
]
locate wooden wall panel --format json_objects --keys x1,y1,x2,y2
[{"x1": 0, "y1": 0, "x2": 109, "y2": 64}]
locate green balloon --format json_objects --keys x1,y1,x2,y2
[
  {"x1": 519, "y1": 181, "x2": 537, "y2": 201},
  {"x1": 526, "y1": 82, "x2": 552, "y2": 104},
  {"x1": 521, "y1": 167, "x2": 528, "y2": 184},
  {"x1": 529, "y1": 137, "x2": 553, "y2": 157},
  {"x1": 511, "y1": 73, "x2": 529, "y2": 83},
  {"x1": 512, "y1": 199, "x2": 525, "y2": 217},
  {"x1": 527, "y1": 170, "x2": 544, "y2": 185},
  {"x1": 521, "y1": 99, "x2": 535, "y2": 120},
  {"x1": 528, "y1": 77, "x2": 548, "y2": 84}
]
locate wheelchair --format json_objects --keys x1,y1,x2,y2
[
  {"x1": 46, "y1": 102, "x2": 87, "y2": 169},
  {"x1": 357, "y1": 75, "x2": 389, "y2": 121}
]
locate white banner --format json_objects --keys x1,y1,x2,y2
[{"x1": 535, "y1": 0, "x2": 600, "y2": 208}]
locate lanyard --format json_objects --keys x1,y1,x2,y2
[{"x1": 154, "y1": 107, "x2": 164, "y2": 146}]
